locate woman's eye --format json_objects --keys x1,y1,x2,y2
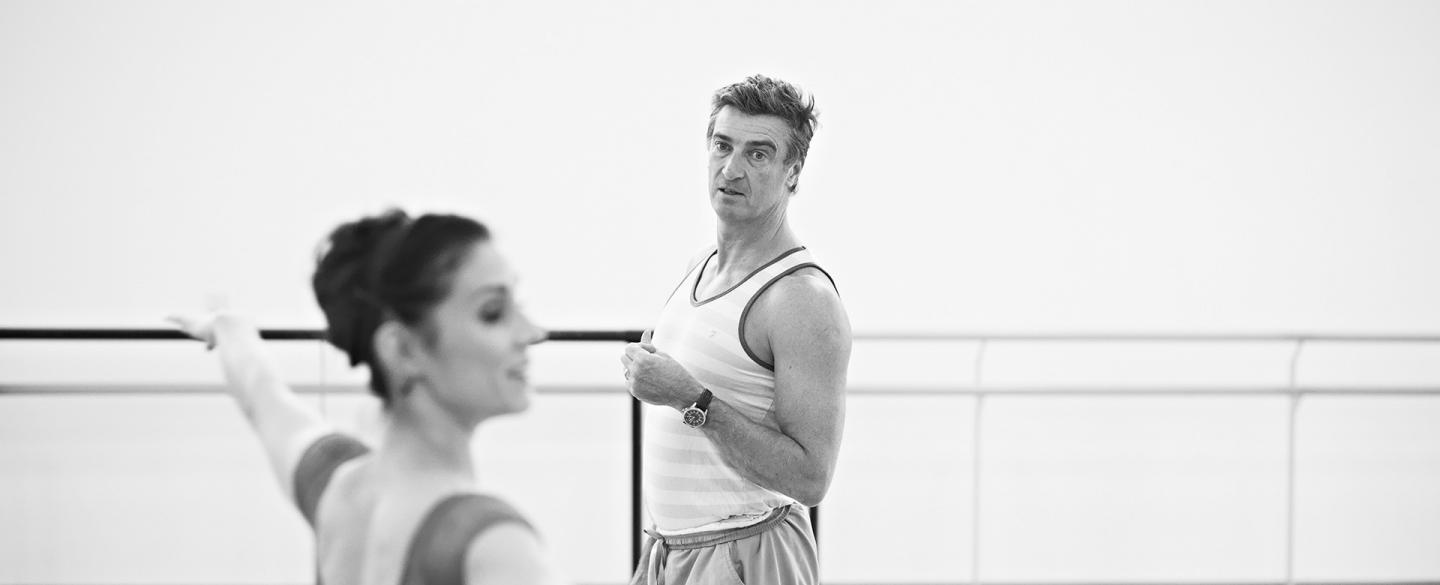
[{"x1": 479, "y1": 306, "x2": 505, "y2": 323}]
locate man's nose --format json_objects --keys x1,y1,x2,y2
[{"x1": 720, "y1": 154, "x2": 744, "y2": 180}]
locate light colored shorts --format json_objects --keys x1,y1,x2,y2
[{"x1": 629, "y1": 504, "x2": 817, "y2": 585}]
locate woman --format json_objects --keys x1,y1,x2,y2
[{"x1": 171, "y1": 209, "x2": 564, "y2": 585}]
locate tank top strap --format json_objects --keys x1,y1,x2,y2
[
  {"x1": 691, "y1": 246, "x2": 816, "y2": 306},
  {"x1": 733, "y1": 247, "x2": 837, "y2": 370},
  {"x1": 729, "y1": 246, "x2": 825, "y2": 299},
  {"x1": 399, "y1": 494, "x2": 535, "y2": 585},
  {"x1": 293, "y1": 433, "x2": 371, "y2": 528}
]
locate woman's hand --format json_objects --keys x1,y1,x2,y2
[
  {"x1": 167, "y1": 312, "x2": 222, "y2": 349},
  {"x1": 167, "y1": 306, "x2": 249, "y2": 351}
]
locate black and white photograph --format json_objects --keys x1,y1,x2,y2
[{"x1": 2, "y1": 2, "x2": 1438, "y2": 584}]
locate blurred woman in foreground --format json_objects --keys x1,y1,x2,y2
[{"x1": 172, "y1": 209, "x2": 564, "y2": 585}]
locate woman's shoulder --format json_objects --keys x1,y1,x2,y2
[
  {"x1": 464, "y1": 517, "x2": 560, "y2": 585},
  {"x1": 403, "y1": 493, "x2": 555, "y2": 585},
  {"x1": 295, "y1": 432, "x2": 374, "y2": 527},
  {"x1": 458, "y1": 495, "x2": 563, "y2": 585}
]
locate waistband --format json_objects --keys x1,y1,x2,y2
[{"x1": 642, "y1": 505, "x2": 794, "y2": 551}]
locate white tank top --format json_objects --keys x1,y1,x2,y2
[{"x1": 642, "y1": 245, "x2": 834, "y2": 534}]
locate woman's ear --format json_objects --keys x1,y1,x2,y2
[{"x1": 372, "y1": 320, "x2": 421, "y2": 392}]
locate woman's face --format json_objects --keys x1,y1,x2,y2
[{"x1": 413, "y1": 241, "x2": 544, "y2": 424}]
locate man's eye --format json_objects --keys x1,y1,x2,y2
[
  {"x1": 749, "y1": 150, "x2": 768, "y2": 162},
  {"x1": 712, "y1": 141, "x2": 731, "y2": 153},
  {"x1": 479, "y1": 307, "x2": 504, "y2": 323}
]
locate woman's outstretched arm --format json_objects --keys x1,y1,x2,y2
[{"x1": 171, "y1": 313, "x2": 336, "y2": 501}]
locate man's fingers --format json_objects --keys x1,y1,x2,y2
[
  {"x1": 640, "y1": 329, "x2": 654, "y2": 344},
  {"x1": 624, "y1": 343, "x2": 654, "y2": 360}
]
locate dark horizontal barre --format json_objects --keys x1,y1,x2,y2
[
  {"x1": 0, "y1": 328, "x2": 644, "y2": 343},
  {"x1": 0, "y1": 328, "x2": 323, "y2": 341},
  {"x1": 545, "y1": 330, "x2": 645, "y2": 342},
  {"x1": 0, "y1": 384, "x2": 625, "y2": 396}
]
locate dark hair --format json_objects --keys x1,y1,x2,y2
[
  {"x1": 311, "y1": 208, "x2": 491, "y2": 405},
  {"x1": 706, "y1": 74, "x2": 819, "y2": 192}
]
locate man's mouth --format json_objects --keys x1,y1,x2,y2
[{"x1": 718, "y1": 186, "x2": 746, "y2": 197}]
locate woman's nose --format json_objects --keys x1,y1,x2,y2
[{"x1": 518, "y1": 312, "x2": 546, "y2": 346}]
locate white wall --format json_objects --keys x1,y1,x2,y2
[
  {"x1": 2, "y1": 0, "x2": 1438, "y2": 333},
  {"x1": 3, "y1": 1, "x2": 1440, "y2": 584}
]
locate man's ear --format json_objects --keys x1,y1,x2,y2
[{"x1": 787, "y1": 161, "x2": 803, "y2": 192}]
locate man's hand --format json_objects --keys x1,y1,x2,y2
[{"x1": 620, "y1": 329, "x2": 707, "y2": 411}]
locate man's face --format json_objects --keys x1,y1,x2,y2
[{"x1": 707, "y1": 106, "x2": 800, "y2": 222}]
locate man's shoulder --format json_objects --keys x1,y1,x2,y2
[
  {"x1": 774, "y1": 265, "x2": 838, "y2": 298},
  {"x1": 751, "y1": 266, "x2": 847, "y2": 331}
]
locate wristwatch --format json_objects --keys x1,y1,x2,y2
[{"x1": 681, "y1": 388, "x2": 714, "y2": 428}]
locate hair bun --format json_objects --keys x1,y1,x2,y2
[
  {"x1": 309, "y1": 208, "x2": 491, "y2": 405},
  {"x1": 312, "y1": 208, "x2": 412, "y2": 366}
]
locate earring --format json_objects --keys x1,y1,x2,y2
[{"x1": 398, "y1": 372, "x2": 421, "y2": 397}]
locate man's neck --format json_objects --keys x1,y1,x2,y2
[{"x1": 714, "y1": 213, "x2": 799, "y2": 274}]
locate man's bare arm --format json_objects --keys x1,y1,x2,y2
[{"x1": 623, "y1": 272, "x2": 850, "y2": 505}]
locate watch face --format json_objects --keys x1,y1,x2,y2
[{"x1": 682, "y1": 407, "x2": 706, "y2": 428}]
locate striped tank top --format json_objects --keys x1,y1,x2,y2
[{"x1": 643, "y1": 245, "x2": 834, "y2": 534}]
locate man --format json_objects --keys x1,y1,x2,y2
[{"x1": 621, "y1": 74, "x2": 851, "y2": 585}]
